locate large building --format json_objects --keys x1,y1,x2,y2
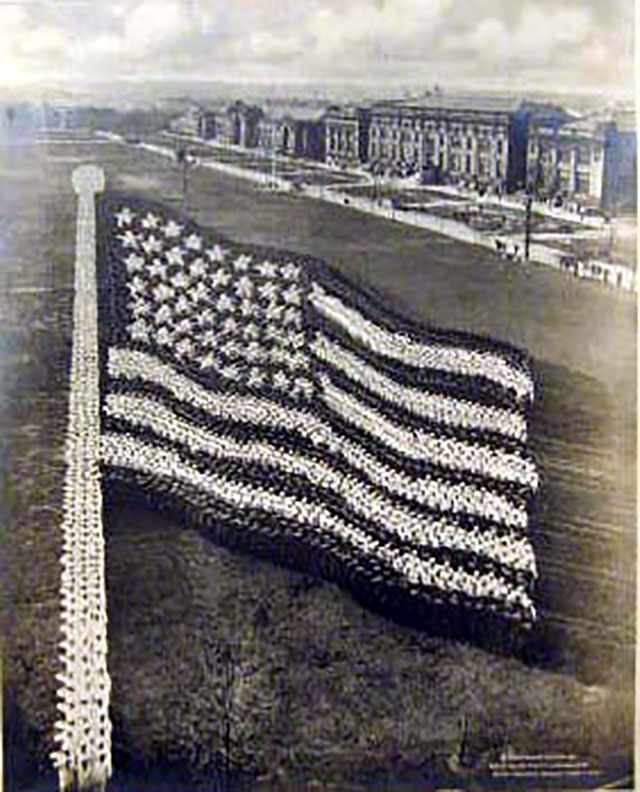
[
  {"x1": 169, "y1": 104, "x2": 216, "y2": 139},
  {"x1": 324, "y1": 105, "x2": 370, "y2": 169},
  {"x1": 258, "y1": 108, "x2": 325, "y2": 161},
  {"x1": 527, "y1": 111, "x2": 637, "y2": 211},
  {"x1": 366, "y1": 94, "x2": 563, "y2": 193},
  {"x1": 226, "y1": 101, "x2": 263, "y2": 148}
]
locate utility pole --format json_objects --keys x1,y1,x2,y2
[
  {"x1": 524, "y1": 192, "x2": 533, "y2": 261},
  {"x1": 176, "y1": 145, "x2": 190, "y2": 210}
]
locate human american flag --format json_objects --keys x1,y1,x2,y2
[{"x1": 97, "y1": 196, "x2": 539, "y2": 639}]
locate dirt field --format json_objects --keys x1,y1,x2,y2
[{"x1": 2, "y1": 135, "x2": 636, "y2": 790}]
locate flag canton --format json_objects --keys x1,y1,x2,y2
[{"x1": 108, "y1": 203, "x2": 315, "y2": 401}]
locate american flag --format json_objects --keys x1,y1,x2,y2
[{"x1": 97, "y1": 196, "x2": 539, "y2": 637}]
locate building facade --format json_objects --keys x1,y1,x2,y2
[
  {"x1": 324, "y1": 105, "x2": 370, "y2": 169},
  {"x1": 527, "y1": 112, "x2": 637, "y2": 211},
  {"x1": 366, "y1": 95, "x2": 558, "y2": 192},
  {"x1": 226, "y1": 101, "x2": 263, "y2": 148},
  {"x1": 258, "y1": 108, "x2": 325, "y2": 161},
  {"x1": 169, "y1": 105, "x2": 217, "y2": 139}
]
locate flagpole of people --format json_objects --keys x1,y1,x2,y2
[{"x1": 51, "y1": 165, "x2": 112, "y2": 792}]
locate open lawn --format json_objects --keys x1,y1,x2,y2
[{"x1": 2, "y1": 136, "x2": 636, "y2": 790}]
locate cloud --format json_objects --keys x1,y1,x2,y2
[{"x1": 0, "y1": 0, "x2": 632, "y2": 93}]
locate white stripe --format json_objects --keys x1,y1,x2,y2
[
  {"x1": 108, "y1": 348, "x2": 528, "y2": 528},
  {"x1": 100, "y1": 433, "x2": 535, "y2": 614},
  {"x1": 312, "y1": 334, "x2": 528, "y2": 441},
  {"x1": 321, "y1": 375, "x2": 538, "y2": 490},
  {"x1": 310, "y1": 285, "x2": 534, "y2": 402},
  {"x1": 105, "y1": 393, "x2": 537, "y2": 574}
]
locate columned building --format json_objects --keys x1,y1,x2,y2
[
  {"x1": 227, "y1": 101, "x2": 263, "y2": 148},
  {"x1": 169, "y1": 105, "x2": 217, "y2": 139},
  {"x1": 258, "y1": 108, "x2": 325, "y2": 161},
  {"x1": 527, "y1": 112, "x2": 636, "y2": 211},
  {"x1": 367, "y1": 94, "x2": 559, "y2": 192},
  {"x1": 324, "y1": 105, "x2": 370, "y2": 169}
]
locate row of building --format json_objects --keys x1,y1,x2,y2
[{"x1": 172, "y1": 93, "x2": 636, "y2": 212}]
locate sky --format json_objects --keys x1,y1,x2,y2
[{"x1": 0, "y1": 0, "x2": 635, "y2": 97}]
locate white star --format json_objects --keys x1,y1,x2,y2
[
  {"x1": 283, "y1": 307, "x2": 301, "y2": 327},
  {"x1": 240, "y1": 299, "x2": 255, "y2": 318},
  {"x1": 286, "y1": 352, "x2": 308, "y2": 370},
  {"x1": 115, "y1": 207, "x2": 134, "y2": 227},
  {"x1": 174, "y1": 295, "x2": 191, "y2": 314},
  {"x1": 217, "y1": 294, "x2": 234, "y2": 313},
  {"x1": 177, "y1": 318, "x2": 193, "y2": 335},
  {"x1": 210, "y1": 269, "x2": 232, "y2": 289},
  {"x1": 166, "y1": 247, "x2": 185, "y2": 267},
  {"x1": 265, "y1": 302, "x2": 283, "y2": 322},
  {"x1": 233, "y1": 253, "x2": 252, "y2": 272},
  {"x1": 289, "y1": 332, "x2": 306, "y2": 350},
  {"x1": 141, "y1": 212, "x2": 160, "y2": 229},
  {"x1": 270, "y1": 347, "x2": 288, "y2": 365},
  {"x1": 242, "y1": 323, "x2": 260, "y2": 340},
  {"x1": 156, "y1": 326, "x2": 172, "y2": 346},
  {"x1": 235, "y1": 276, "x2": 253, "y2": 299},
  {"x1": 258, "y1": 282, "x2": 278, "y2": 301},
  {"x1": 273, "y1": 371, "x2": 290, "y2": 389},
  {"x1": 283, "y1": 285, "x2": 301, "y2": 306},
  {"x1": 129, "y1": 319, "x2": 150, "y2": 342},
  {"x1": 129, "y1": 298, "x2": 150, "y2": 318},
  {"x1": 185, "y1": 233, "x2": 203, "y2": 251},
  {"x1": 191, "y1": 282, "x2": 209, "y2": 303},
  {"x1": 124, "y1": 253, "x2": 145, "y2": 273},
  {"x1": 246, "y1": 368, "x2": 266, "y2": 387},
  {"x1": 154, "y1": 304, "x2": 173, "y2": 325},
  {"x1": 293, "y1": 377, "x2": 314, "y2": 398},
  {"x1": 202, "y1": 329, "x2": 218, "y2": 347},
  {"x1": 127, "y1": 276, "x2": 146, "y2": 297},
  {"x1": 199, "y1": 309, "x2": 216, "y2": 327},
  {"x1": 222, "y1": 316, "x2": 238, "y2": 334},
  {"x1": 245, "y1": 342, "x2": 264, "y2": 362},
  {"x1": 163, "y1": 220, "x2": 183, "y2": 238},
  {"x1": 220, "y1": 364, "x2": 240, "y2": 380},
  {"x1": 153, "y1": 283, "x2": 174, "y2": 302},
  {"x1": 206, "y1": 244, "x2": 228, "y2": 262},
  {"x1": 221, "y1": 341, "x2": 242, "y2": 359},
  {"x1": 282, "y1": 262, "x2": 301, "y2": 280},
  {"x1": 172, "y1": 271, "x2": 190, "y2": 290},
  {"x1": 148, "y1": 259, "x2": 167, "y2": 279},
  {"x1": 256, "y1": 260, "x2": 278, "y2": 279},
  {"x1": 199, "y1": 352, "x2": 218, "y2": 370},
  {"x1": 142, "y1": 235, "x2": 163, "y2": 255},
  {"x1": 190, "y1": 258, "x2": 207, "y2": 279},
  {"x1": 119, "y1": 230, "x2": 140, "y2": 249},
  {"x1": 264, "y1": 325, "x2": 285, "y2": 344},
  {"x1": 175, "y1": 338, "x2": 194, "y2": 358}
]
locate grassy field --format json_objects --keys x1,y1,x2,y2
[{"x1": 1, "y1": 135, "x2": 636, "y2": 790}]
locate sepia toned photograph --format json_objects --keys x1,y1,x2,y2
[{"x1": 0, "y1": 1, "x2": 636, "y2": 790}]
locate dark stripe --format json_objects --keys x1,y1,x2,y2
[
  {"x1": 310, "y1": 310, "x2": 532, "y2": 418},
  {"x1": 102, "y1": 457, "x2": 535, "y2": 630},
  {"x1": 104, "y1": 375, "x2": 534, "y2": 533},
  {"x1": 314, "y1": 349, "x2": 531, "y2": 459},
  {"x1": 102, "y1": 413, "x2": 535, "y2": 591},
  {"x1": 306, "y1": 261, "x2": 536, "y2": 389}
]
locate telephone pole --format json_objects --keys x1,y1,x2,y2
[{"x1": 524, "y1": 193, "x2": 533, "y2": 261}]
